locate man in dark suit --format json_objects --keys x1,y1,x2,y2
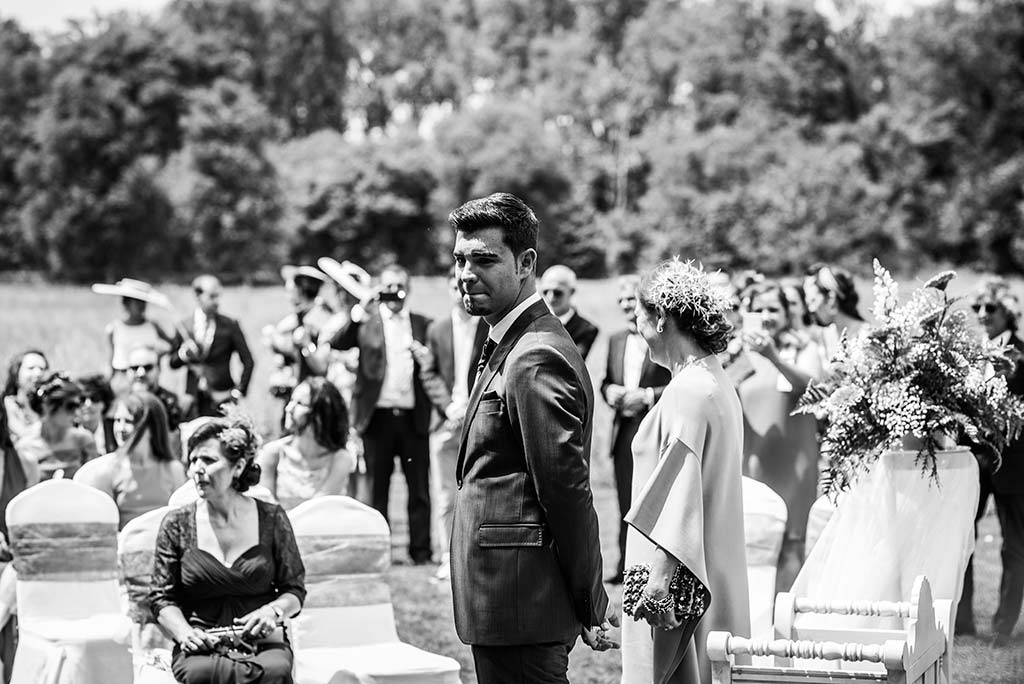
[
  {"x1": 958, "y1": 278, "x2": 1024, "y2": 645},
  {"x1": 327, "y1": 264, "x2": 434, "y2": 564},
  {"x1": 600, "y1": 274, "x2": 672, "y2": 584},
  {"x1": 540, "y1": 264, "x2": 599, "y2": 360},
  {"x1": 449, "y1": 193, "x2": 616, "y2": 683},
  {"x1": 170, "y1": 275, "x2": 254, "y2": 418},
  {"x1": 413, "y1": 269, "x2": 489, "y2": 581}
]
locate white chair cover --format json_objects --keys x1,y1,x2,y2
[
  {"x1": 792, "y1": 448, "x2": 979, "y2": 631},
  {"x1": 804, "y1": 494, "x2": 837, "y2": 555},
  {"x1": 742, "y1": 477, "x2": 787, "y2": 641},
  {"x1": 288, "y1": 496, "x2": 460, "y2": 684},
  {"x1": 117, "y1": 506, "x2": 176, "y2": 684},
  {"x1": 6, "y1": 479, "x2": 132, "y2": 684}
]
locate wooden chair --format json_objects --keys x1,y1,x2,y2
[
  {"x1": 742, "y1": 477, "x2": 787, "y2": 640},
  {"x1": 708, "y1": 576, "x2": 950, "y2": 684}
]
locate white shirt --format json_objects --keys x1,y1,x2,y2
[
  {"x1": 376, "y1": 305, "x2": 415, "y2": 410},
  {"x1": 450, "y1": 310, "x2": 479, "y2": 407},
  {"x1": 489, "y1": 292, "x2": 544, "y2": 345},
  {"x1": 193, "y1": 310, "x2": 216, "y2": 352},
  {"x1": 623, "y1": 332, "x2": 647, "y2": 390},
  {"x1": 557, "y1": 308, "x2": 576, "y2": 327}
]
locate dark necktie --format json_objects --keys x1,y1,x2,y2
[{"x1": 476, "y1": 337, "x2": 498, "y2": 380}]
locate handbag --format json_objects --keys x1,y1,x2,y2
[{"x1": 622, "y1": 562, "x2": 710, "y2": 622}]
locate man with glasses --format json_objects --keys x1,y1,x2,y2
[
  {"x1": 958, "y1": 278, "x2": 1024, "y2": 645},
  {"x1": 540, "y1": 265, "x2": 599, "y2": 360},
  {"x1": 170, "y1": 274, "x2": 254, "y2": 419},
  {"x1": 126, "y1": 345, "x2": 183, "y2": 433},
  {"x1": 600, "y1": 275, "x2": 671, "y2": 584}
]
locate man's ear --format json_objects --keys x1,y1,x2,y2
[{"x1": 517, "y1": 249, "x2": 537, "y2": 278}]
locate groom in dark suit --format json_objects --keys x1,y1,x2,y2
[
  {"x1": 448, "y1": 193, "x2": 616, "y2": 683},
  {"x1": 170, "y1": 274, "x2": 254, "y2": 418},
  {"x1": 327, "y1": 264, "x2": 434, "y2": 564},
  {"x1": 601, "y1": 274, "x2": 672, "y2": 584}
]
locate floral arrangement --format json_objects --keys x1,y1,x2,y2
[{"x1": 796, "y1": 260, "x2": 1024, "y2": 495}]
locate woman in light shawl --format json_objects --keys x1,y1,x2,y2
[{"x1": 622, "y1": 259, "x2": 750, "y2": 684}]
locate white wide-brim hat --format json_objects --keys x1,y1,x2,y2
[
  {"x1": 318, "y1": 257, "x2": 374, "y2": 301},
  {"x1": 91, "y1": 278, "x2": 171, "y2": 309}
]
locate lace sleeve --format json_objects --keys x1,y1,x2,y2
[
  {"x1": 271, "y1": 504, "x2": 306, "y2": 607},
  {"x1": 149, "y1": 508, "x2": 187, "y2": 620}
]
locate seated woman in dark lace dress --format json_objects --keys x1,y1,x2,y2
[{"x1": 150, "y1": 416, "x2": 306, "y2": 684}]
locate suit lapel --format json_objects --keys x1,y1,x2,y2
[
  {"x1": 467, "y1": 318, "x2": 489, "y2": 392},
  {"x1": 457, "y1": 300, "x2": 550, "y2": 479}
]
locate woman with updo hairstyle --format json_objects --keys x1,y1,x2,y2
[
  {"x1": 257, "y1": 377, "x2": 355, "y2": 510},
  {"x1": 151, "y1": 416, "x2": 305, "y2": 684},
  {"x1": 620, "y1": 259, "x2": 750, "y2": 684},
  {"x1": 75, "y1": 392, "x2": 186, "y2": 529},
  {"x1": 14, "y1": 372, "x2": 98, "y2": 480},
  {"x1": 803, "y1": 263, "x2": 864, "y2": 366}
]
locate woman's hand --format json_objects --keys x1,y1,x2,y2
[
  {"x1": 742, "y1": 329, "x2": 778, "y2": 360},
  {"x1": 633, "y1": 581, "x2": 682, "y2": 631},
  {"x1": 178, "y1": 626, "x2": 216, "y2": 654},
  {"x1": 234, "y1": 605, "x2": 279, "y2": 640}
]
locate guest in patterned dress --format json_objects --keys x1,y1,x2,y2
[
  {"x1": 14, "y1": 373, "x2": 98, "y2": 480},
  {"x1": 75, "y1": 391, "x2": 186, "y2": 529},
  {"x1": 257, "y1": 378, "x2": 354, "y2": 510},
  {"x1": 151, "y1": 416, "x2": 305, "y2": 684}
]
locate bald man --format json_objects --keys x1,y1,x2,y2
[
  {"x1": 540, "y1": 265, "x2": 599, "y2": 360},
  {"x1": 170, "y1": 274, "x2": 254, "y2": 418}
]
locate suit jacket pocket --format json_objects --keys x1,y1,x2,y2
[
  {"x1": 478, "y1": 523, "x2": 547, "y2": 548},
  {"x1": 477, "y1": 398, "x2": 503, "y2": 415}
]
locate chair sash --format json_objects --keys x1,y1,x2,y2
[{"x1": 10, "y1": 522, "x2": 118, "y2": 582}]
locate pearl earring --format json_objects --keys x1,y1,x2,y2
[{"x1": 656, "y1": 322, "x2": 665, "y2": 334}]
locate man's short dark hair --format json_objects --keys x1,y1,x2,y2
[{"x1": 448, "y1": 193, "x2": 539, "y2": 256}]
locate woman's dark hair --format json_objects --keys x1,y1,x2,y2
[
  {"x1": 29, "y1": 372, "x2": 82, "y2": 416},
  {"x1": 448, "y1": 192, "x2": 539, "y2": 257},
  {"x1": 76, "y1": 374, "x2": 114, "y2": 410},
  {"x1": 638, "y1": 259, "x2": 732, "y2": 355},
  {"x1": 187, "y1": 415, "x2": 262, "y2": 491},
  {"x1": 780, "y1": 278, "x2": 813, "y2": 327},
  {"x1": 807, "y1": 263, "x2": 863, "y2": 321},
  {"x1": 296, "y1": 378, "x2": 349, "y2": 451},
  {"x1": 3, "y1": 349, "x2": 49, "y2": 399},
  {"x1": 293, "y1": 275, "x2": 323, "y2": 302},
  {"x1": 115, "y1": 392, "x2": 175, "y2": 462}
]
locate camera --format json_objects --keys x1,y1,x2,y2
[{"x1": 379, "y1": 289, "x2": 406, "y2": 303}]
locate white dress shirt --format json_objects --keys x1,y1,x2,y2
[
  {"x1": 376, "y1": 305, "x2": 415, "y2": 410},
  {"x1": 622, "y1": 332, "x2": 647, "y2": 390},
  {"x1": 489, "y1": 292, "x2": 544, "y2": 345},
  {"x1": 193, "y1": 310, "x2": 216, "y2": 353}
]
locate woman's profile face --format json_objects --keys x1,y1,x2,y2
[
  {"x1": 18, "y1": 354, "x2": 48, "y2": 392},
  {"x1": 634, "y1": 300, "x2": 661, "y2": 359},
  {"x1": 782, "y1": 286, "x2": 807, "y2": 328},
  {"x1": 188, "y1": 438, "x2": 240, "y2": 498},
  {"x1": 112, "y1": 402, "x2": 136, "y2": 447},
  {"x1": 284, "y1": 382, "x2": 312, "y2": 433}
]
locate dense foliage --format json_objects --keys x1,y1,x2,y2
[{"x1": 0, "y1": 0, "x2": 1022, "y2": 281}]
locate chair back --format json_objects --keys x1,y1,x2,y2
[
  {"x1": 6, "y1": 480, "x2": 122, "y2": 624},
  {"x1": 118, "y1": 506, "x2": 172, "y2": 625},
  {"x1": 805, "y1": 494, "x2": 836, "y2": 555},
  {"x1": 742, "y1": 477, "x2": 787, "y2": 639},
  {"x1": 288, "y1": 496, "x2": 397, "y2": 648}
]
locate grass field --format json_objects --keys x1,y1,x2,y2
[{"x1": 0, "y1": 273, "x2": 1020, "y2": 683}]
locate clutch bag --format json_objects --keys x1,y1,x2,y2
[{"x1": 622, "y1": 562, "x2": 710, "y2": 621}]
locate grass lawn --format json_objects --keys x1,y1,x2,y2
[{"x1": 0, "y1": 272, "x2": 1021, "y2": 683}]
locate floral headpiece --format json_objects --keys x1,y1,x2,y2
[{"x1": 643, "y1": 258, "x2": 730, "y2": 328}]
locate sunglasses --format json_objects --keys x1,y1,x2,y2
[
  {"x1": 751, "y1": 307, "x2": 783, "y2": 314},
  {"x1": 64, "y1": 400, "x2": 82, "y2": 411},
  {"x1": 129, "y1": 363, "x2": 156, "y2": 372},
  {"x1": 971, "y1": 303, "x2": 1000, "y2": 314},
  {"x1": 542, "y1": 289, "x2": 567, "y2": 298}
]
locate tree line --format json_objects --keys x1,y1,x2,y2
[{"x1": 0, "y1": 0, "x2": 1022, "y2": 282}]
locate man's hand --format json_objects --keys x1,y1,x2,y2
[
  {"x1": 178, "y1": 339, "x2": 201, "y2": 363},
  {"x1": 581, "y1": 610, "x2": 621, "y2": 651},
  {"x1": 410, "y1": 340, "x2": 434, "y2": 369},
  {"x1": 619, "y1": 389, "x2": 648, "y2": 417}
]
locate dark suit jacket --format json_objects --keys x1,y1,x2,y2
[
  {"x1": 421, "y1": 315, "x2": 489, "y2": 416},
  {"x1": 993, "y1": 333, "x2": 1024, "y2": 494},
  {"x1": 328, "y1": 307, "x2": 432, "y2": 436},
  {"x1": 562, "y1": 310, "x2": 599, "y2": 360},
  {"x1": 169, "y1": 312, "x2": 254, "y2": 396},
  {"x1": 600, "y1": 329, "x2": 672, "y2": 455},
  {"x1": 451, "y1": 299, "x2": 608, "y2": 645}
]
